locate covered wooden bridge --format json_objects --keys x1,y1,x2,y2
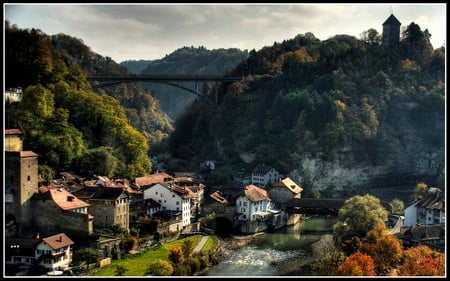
[{"x1": 283, "y1": 198, "x2": 392, "y2": 215}]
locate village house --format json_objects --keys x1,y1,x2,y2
[
  {"x1": 236, "y1": 184, "x2": 273, "y2": 222},
  {"x1": 267, "y1": 177, "x2": 303, "y2": 207},
  {"x1": 143, "y1": 182, "x2": 194, "y2": 228},
  {"x1": 35, "y1": 233, "x2": 74, "y2": 273},
  {"x1": 5, "y1": 87, "x2": 23, "y2": 103},
  {"x1": 72, "y1": 186, "x2": 130, "y2": 231},
  {"x1": 32, "y1": 184, "x2": 93, "y2": 240},
  {"x1": 250, "y1": 164, "x2": 282, "y2": 188},
  {"x1": 5, "y1": 232, "x2": 75, "y2": 275},
  {"x1": 235, "y1": 184, "x2": 285, "y2": 234},
  {"x1": 4, "y1": 128, "x2": 24, "y2": 151},
  {"x1": 403, "y1": 187, "x2": 445, "y2": 227},
  {"x1": 398, "y1": 187, "x2": 445, "y2": 252}
]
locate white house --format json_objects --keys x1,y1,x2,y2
[
  {"x1": 35, "y1": 233, "x2": 74, "y2": 272},
  {"x1": 268, "y1": 177, "x2": 303, "y2": 206},
  {"x1": 404, "y1": 187, "x2": 445, "y2": 227},
  {"x1": 250, "y1": 164, "x2": 281, "y2": 188},
  {"x1": 5, "y1": 87, "x2": 23, "y2": 103},
  {"x1": 236, "y1": 184, "x2": 273, "y2": 222},
  {"x1": 143, "y1": 182, "x2": 193, "y2": 227}
]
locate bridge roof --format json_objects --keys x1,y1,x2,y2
[
  {"x1": 284, "y1": 198, "x2": 392, "y2": 212},
  {"x1": 285, "y1": 198, "x2": 344, "y2": 209}
]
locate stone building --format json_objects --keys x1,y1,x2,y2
[
  {"x1": 5, "y1": 149, "x2": 39, "y2": 236},
  {"x1": 72, "y1": 186, "x2": 130, "y2": 230}
]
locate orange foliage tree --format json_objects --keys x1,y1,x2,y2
[
  {"x1": 334, "y1": 251, "x2": 376, "y2": 276},
  {"x1": 397, "y1": 245, "x2": 445, "y2": 276},
  {"x1": 359, "y1": 223, "x2": 403, "y2": 274},
  {"x1": 168, "y1": 246, "x2": 185, "y2": 265}
]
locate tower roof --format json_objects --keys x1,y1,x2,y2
[{"x1": 383, "y1": 14, "x2": 401, "y2": 26}]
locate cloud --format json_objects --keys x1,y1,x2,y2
[{"x1": 4, "y1": 3, "x2": 446, "y2": 62}]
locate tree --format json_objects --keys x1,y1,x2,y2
[
  {"x1": 333, "y1": 194, "x2": 388, "y2": 254},
  {"x1": 168, "y1": 247, "x2": 185, "y2": 265},
  {"x1": 147, "y1": 259, "x2": 174, "y2": 276},
  {"x1": 334, "y1": 251, "x2": 376, "y2": 276},
  {"x1": 72, "y1": 247, "x2": 98, "y2": 270},
  {"x1": 360, "y1": 28, "x2": 381, "y2": 45},
  {"x1": 312, "y1": 249, "x2": 346, "y2": 276},
  {"x1": 181, "y1": 238, "x2": 194, "y2": 262},
  {"x1": 390, "y1": 199, "x2": 404, "y2": 215},
  {"x1": 359, "y1": 223, "x2": 403, "y2": 274},
  {"x1": 397, "y1": 245, "x2": 445, "y2": 276},
  {"x1": 412, "y1": 181, "x2": 428, "y2": 201}
]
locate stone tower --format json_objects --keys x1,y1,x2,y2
[
  {"x1": 382, "y1": 14, "x2": 401, "y2": 47},
  {"x1": 4, "y1": 129, "x2": 39, "y2": 236}
]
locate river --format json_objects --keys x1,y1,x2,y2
[{"x1": 204, "y1": 215, "x2": 338, "y2": 276}]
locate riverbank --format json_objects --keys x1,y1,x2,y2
[{"x1": 272, "y1": 234, "x2": 334, "y2": 276}]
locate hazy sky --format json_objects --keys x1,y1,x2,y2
[{"x1": 4, "y1": 3, "x2": 447, "y2": 63}]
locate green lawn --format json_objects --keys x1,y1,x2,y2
[{"x1": 92, "y1": 235, "x2": 212, "y2": 276}]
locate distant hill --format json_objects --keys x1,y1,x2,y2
[
  {"x1": 120, "y1": 59, "x2": 153, "y2": 74},
  {"x1": 139, "y1": 46, "x2": 249, "y2": 120}
]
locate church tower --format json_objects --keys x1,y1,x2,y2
[{"x1": 382, "y1": 14, "x2": 401, "y2": 47}]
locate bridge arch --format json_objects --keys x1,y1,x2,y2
[{"x1": 86, "y1": 74, "x2": 242, "y2": 105}]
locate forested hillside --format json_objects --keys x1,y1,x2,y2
[
  {"x1": 5, "y1": 22, "x2": 173, "y2": 179},
  {"x1": 168, "y1": 26, "x2": 445, "y2": 200}
]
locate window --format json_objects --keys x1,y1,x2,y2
[{"x1": 176, "y1": 201, "x2": 180, "y2": 205}]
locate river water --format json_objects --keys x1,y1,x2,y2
[{"x1": 204, "y1": 215, "x2": 338, "y2": 276}]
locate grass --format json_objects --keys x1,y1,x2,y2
[{"x1": 92, "y1": 234, "x2": 214, "y2": 276}]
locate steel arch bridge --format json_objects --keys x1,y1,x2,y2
[{"x1": 86, "y1": 74, "x2": 242, "y2": 105}]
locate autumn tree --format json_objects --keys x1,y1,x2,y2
[
  {"x1": 333, "y1": 194, "x2": 388, "y2": 255},
  {"x1": 312, "y1": 249, "x2": 346, "y2": 276},
  {"x1": 359, "y1": 223, "x2": 403, "y2": 274},
  {"x1": 412, "y1": 181, "x2": 428, "y2": 201},
  {"x1": 397, "y1": 245, "x2": 445, "y2": 276},
  {"x1": 168, "y1": 247, "x2": 185, "y2": 265},
  {"x1": 334, "y1": 251, "x2": 376, "y2": 276}
]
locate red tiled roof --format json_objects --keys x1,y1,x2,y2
[
  {"x1": 134, "y1": 172, "x2": 174, "y2": 188},
  {"x1": 42, "y1": 233, "x2": 74, "y2": 250},
  {"x1": 244, "y1": 184, "x2": 268, "y2": 202},
  {"x1": 35, "y1": 186, "x2": 90, "y2": 210},
  {"x1": 210, "y1": 191, "x2": 228, "y2": 204},
  {"x1": 4, "y1": 128, "x2": 23, "y2": 135}
]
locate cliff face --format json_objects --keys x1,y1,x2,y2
[{"x1": 291, "y1": 99, "x2": 444, "y2": 203}]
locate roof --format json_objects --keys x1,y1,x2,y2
[
  {"x1": 210, "y1": 191, "x2": 228, "y2": 204},
  {"x1": 383, "y1": 14, "x2": 401, "y2": 26},
  {"x1": 4, "y1": 128, "x2": 23, "y2": 135},
  {"x1": 251, "y1": 164, "x2": 275, "y2": 175},
  {"x1": 42, "y1": 233, "x2": 74, "y2": 250},
  {"x1": 5, "y1": 151, "x2": 39, "y2": 158},
  {"x1": 150, "y1": 182, "x2": 194, "y2": 199},
  {"x1": 243, "y1": 184, "x2": 269, "y2": 202},
  {"x1": 271, "y1": 177, "x2": 303, "y2": 194},
  {"x1": 134, "y1": 172, "x2": 174, "y2": 188},
  {"x1": 5, "y1": 237, "x2": 41, "y2": 256},
  {"x1": 415, "y1": 189, "x2": 444, "y2": 210},
  {"x1": 34, "y1": 186, "x2": 90, "y2": 211},
  {"x1": 72, "y1": 186, "x2": 128, "y2": 201}
]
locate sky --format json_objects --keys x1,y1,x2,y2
[{"x1": 4, "y1": 3, "x2": 447, "y2": 63}]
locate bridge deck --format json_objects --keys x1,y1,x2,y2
[{"x1": 86, "y1": 74, "x2": 242, "y2": 82}]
